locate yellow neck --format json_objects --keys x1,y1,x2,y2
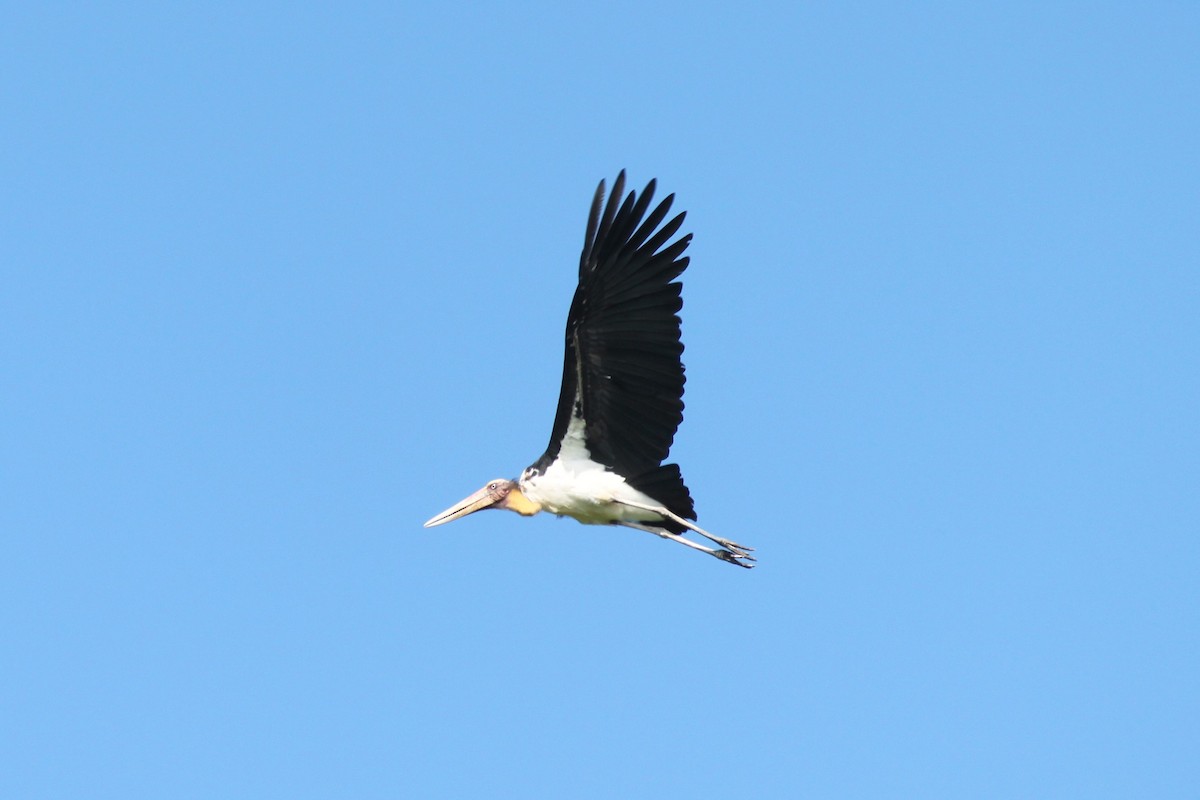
[{"x1": 502, "y1": 487, "x2": 542, "y2": 516}]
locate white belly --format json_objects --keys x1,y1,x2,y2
[{"x1": 521, "y1": 457, "x2": 664, "y2": 525}]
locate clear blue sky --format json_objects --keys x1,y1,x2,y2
[{"x1": 3, "y1": 3, "x2": 1197, "y2": 797}]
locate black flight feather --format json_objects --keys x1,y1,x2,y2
[{"x1": 530, "y1": 171, "x2": 696, "y2": 520}]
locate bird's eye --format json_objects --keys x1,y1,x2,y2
[{"x1": 488, "y1": 482, "x2": 498, "y2": 490}]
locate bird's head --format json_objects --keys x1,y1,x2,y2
[{"x1": 423, "y1": 478, "x2": 542, "y2": 528}]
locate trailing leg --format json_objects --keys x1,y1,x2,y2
[
  {"x1": 614, "y1": 499, "x2": 755, "y2": 557},
  {"x1": 616, "y1": 521, "x2": 755, "y2": 569}
]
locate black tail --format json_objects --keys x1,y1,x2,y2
[{"x1": 626, "y1": 463, "x2": 696, "y2": 529}]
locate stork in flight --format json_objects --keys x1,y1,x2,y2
[{"x1": 424, "y1": 171, "x2": 754, "y2": 568}]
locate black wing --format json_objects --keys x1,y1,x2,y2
[{"x1": 530, "y1": 171, "x2": 695, "y2": 519}]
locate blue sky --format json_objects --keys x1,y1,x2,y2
[{"x1": 3, "y1": 3, "x2": 1197, "y2": 797}]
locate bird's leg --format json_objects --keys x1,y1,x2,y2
[
  {"x1": 613, "y1": 499, "x2": 755, "y2": 555},
  {"x1": 617, "y1": 521, "x2": 755, "y2": 569}
]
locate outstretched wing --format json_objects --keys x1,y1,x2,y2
[{"x1": 531, "y1": 171, "x2": 693, "y2": 514}]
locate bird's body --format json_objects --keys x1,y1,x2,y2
[
  {"x1": 519, "y1": 417, "x2": 665, "y2": 525},
  {"x1": 424, "y1": 172, "x2": 754, "y2": 567}
]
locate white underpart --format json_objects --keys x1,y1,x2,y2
[{"x1": 521, "y1": 414, "x2": 663, "y2": 525}]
